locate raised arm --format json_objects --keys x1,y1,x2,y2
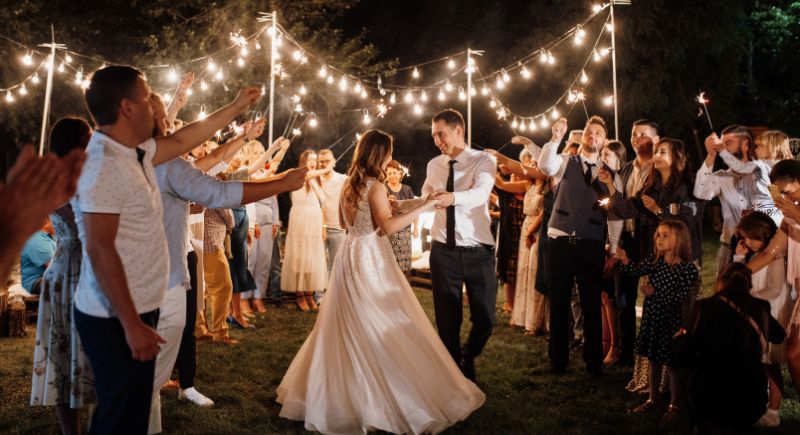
[
  {"x1": 718, "y1": 149, "x2": 758, "y2": 175},
  {"x1": 152, "y1": 87, "x2": 262, "y2": 166},
  {"x1": 495, "y1": 174, "x2": 531, "y2": 194},
  {"x1": 694, "y1": 135, "x2": 723, "y2": 200},
  {"x1": 537, "y1": 117, "x2": 568, "y2": 177},
  {"x1": 165, "y1": 73, "x2": 194, "y2": 126},
  {"x1": 246, "y1": 135, "x2": 285, "y2": 175},
  {"x1": 194, "y1": 119, "x2": 266, "y2": 172},
  {"x1": 747, "y1": 228, "x2": 788, "y2": 273}
]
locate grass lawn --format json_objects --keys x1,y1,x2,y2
[{"x1": 1, "y1": 236, "x2": 799, "y2": 434}]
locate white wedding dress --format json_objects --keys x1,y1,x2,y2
[{"x1": 277, "y1": 178, "x2": 485, "y2": 434}]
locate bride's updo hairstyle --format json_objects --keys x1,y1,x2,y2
[{"x1": 342, "y1": 129, "x2": 394, "y2": 213}]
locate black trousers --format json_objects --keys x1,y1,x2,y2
[
  {"x1": 617, "y1": 231, "x2": 640, "y2": 363},
  {"x1": 74, "y1": 307, "x2": 159, "y2": 435},
  {"x1": 547, "y1": 236, "x2": 605, "y2": 372},
  {"x1": 175, "y1": 251, "x2": 198, "y2": 389},
  {"x1": 429, "y1": 242, "x2": 497, "y2": 364}
]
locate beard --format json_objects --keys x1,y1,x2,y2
[
  {"x1": 583, "y1": 144, "x2": 598, "y2": 153},
  {"x1": 636, "y1": 143, "x2": 653, "y2": 160}
]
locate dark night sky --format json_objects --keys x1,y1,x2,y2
[{"x1": 331, "y1": 0, "x2": 609, "y2": 193}]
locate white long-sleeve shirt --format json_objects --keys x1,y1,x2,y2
[
  {"x1": 693, "y1": 159, "x2": 753, "y2": 244},
  {"x1": 537, "y1": 140, "x2": 622, "y2": 251},
  {"x1": 421, "y1": 147, "x2": 496, "y2": 246}
]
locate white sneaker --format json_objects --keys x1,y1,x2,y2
[
  {"x1": 756, "y1": 408, "x2": 780, "y2": 428},
  {"x1": 178, "y1": 387, "x2": 214, "y2": 407}
]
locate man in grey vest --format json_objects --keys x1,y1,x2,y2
[{"x1": 538, "y1": 115, "x2": 622, "y2": 377}]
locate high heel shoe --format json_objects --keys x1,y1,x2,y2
[
  {"x1": 296, "y1": 294, "x2": 310, "y2": 312},
  {"x1": 305, "y1": 292, "x2": 319, "y2": 312},
  {"x1": 603, "y1": 345, "x2": 621, "y2": 365}
]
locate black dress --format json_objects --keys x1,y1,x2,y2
[
  {"x1": 620, "y1": 256, "x2": 698, "y2": 365},
  {"x1": 496, "y1": 190, "x2": 525, "y2": 285},
  {"x1": 677, "y1": 295, "x2": 785, "y2": 430},
  {"x1": 387, "y1": 183, "x2": 415, "y2": 272}
]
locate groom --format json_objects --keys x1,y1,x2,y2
[{"x1": 422, "y1": 109, "x2": 497, "y2": 381}]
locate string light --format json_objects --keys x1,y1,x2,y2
[
  {"x1": 197, "y1": 105, "x2": 207, "y2": 120},
  {"x1": 390, "y1": 92, "x2": 397, "y2": 104},
  {"x1": 292, "y1": 128, "x2": 302, "y2": 136},
  {"x1": 444, "y1": 81, "x2": 454, "y2": 92},
  {"x1": 360, "y1": 89, "x2": 368, "y2": 99},
  {"x1": 240, "y1": 45, "x2": 249, "y2": 56},
  {"x1": 603, "y1": 95, "x2": 614, "y2": 106},
  {"x1": 309, "y1": 115, "x2": 318, "y2": 128},
  {"x1": 57, "y1": 62, "x2": 65, "y2": 73},
  {"x1": 592, "y1": 4, "x2": 603, "y2": 13},
  {"x1": 19, "y1": 85, "x2": 27, "y2": 96},
  {"x1": 362, "y1": 110, "x2": 371, "y2": 125},
  {"x1": 420, "y1": 90, "x2": 428, "y2": 102},
  {"x1": 580, "y1": 70, "x2": 589, "y2": 84},
  {"x1": 377, "y1": 104, "x2": 388, "y2": 117},
  {"x1": 518, "y1": 119, "x2": 527, "y2": 131},
  {"x1": 207, "y1": 60, "x2": 217, "y2": 72},
  {"x1": 5, "y1": 91, "x2": 14, "y2": 103},
  {"x1": 481, "y1": 85, "x2": 489, "y2": 96},
  {"x1": 292, "y1": 50, "x2": 303, "y2": 61},
  {"x1": 539, "y1": 49, "x2": 548, "y2": 64},
  {"x1": 529, "y1": 119, "x2": 537, "y2": 131},
  {"x1": 21, "y1": 52, "x2": 33, "y2": 66},
  {"x1": 520, "y1": 66, "x2": 531, "y2": 79},
  {"x1": 299, "y1": 85, "x2": 307, "y2": 95},
  {"x1": 438, "y1": 89, "x2": 446, "y2": 101},
  {"x1": 458, "y1": 87, "x2": 466, "y2": 101},
  {"x1": 540, "y1": 117, "x2": 550, "y2": 128},
  {"x1": 31, "y1": 73, "x2": 40, "y2": 84},
  {"x1": 412, "y1": 67, "x2": 420, "y2": 79},
  {"x1": 168, "y1": 68, "x2": 179, "y2": 83},
  {"x1": 413, "y1": 102, "x2": 423, "y2": 115},
  {"x1": 255, "y1": 42, "x2": 262, "y2": 50},
  {"x1": 550, "y1": 108, "x2": 560, "y2": 120},
  {"x1": 489, "y1": 99, "x2": 497, "y2": 108},
  {"x1": 511, "y1": 118, "x2": 519, "y2": 129},
  {"x1": 326, "y1": 75, "x2": 334, "y2": 84},
  {"x1": 574, "y1": 25, "x2": 586, "y2": 44},
  {"x1": 606, "y1": 23, "x2": 614, "y2": 32},
  {"x1": 237, "y1": 57, "x2": 245, "y2": 67},
  {"x1": 593, "y1": 50, "x2": 601, "y2": 62},
  {"x1": 65, "y1": 54, "x2": 73, "y2": 64},
  {"x1": 354, "y1": 81, "x2": 362, "y2": 93},
  {"x1": 214, "y1": 69, "x2": 223, "y2": 81},
  {"x1": 200, "y1": 80, "x2": 209, "y2": 91},
  {"x1": 404, "y1": 90, "x2": 413, "y2": 103},
  {"x1": 339, "y1": 76, "x2": 348, "y2": 92},
  {"x1": 547, "y1": 51, "x2": 556, "y2": 65},
  {"x1": 447, "y1": 59, "x2": 456, "y2": 69},
  {"x1": 318, "y1": 66, "x2": 328, "y2": 78},
  {"x1": 185, "y1": 88, "x2": 193, "y2": 96},
  {"x1": 495, "y1": 76, "x2": 505, "y2": 90},
  {"x1": 501, "y1": 69, "x2": 511, "y2": 83}
]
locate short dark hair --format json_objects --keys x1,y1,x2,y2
[
  {"x1": 85, "y1": 65, "x2": 144, "y2": 126},
  {"x1": 432, "y1": 109, "x2": 465, "y2": 131},
  {"x1": 585, "y1": 115, "x2": 607, "y2": 135},
  {"x1": 604, "y1": 140, "x2": 627, "y2": 164},
  {"x1": 632, "y1": 119, "x2": 659, "y2": 135},
  {"x1": 49, "y1": 117, "x2": 92, "y2": 157},
  {"x1": 770, "y1": 159, "x2": 800, "y2": 184},
  {"x1": 721, "y1": 124, "x2": 753, "y2": 146}
]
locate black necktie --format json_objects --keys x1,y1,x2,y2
[
  {"x1": 446, "y1": 159, "x2": 456, "y2": 248},
  {"x1": 584, "y1": 162, "x2": 596, "y2": 185}
]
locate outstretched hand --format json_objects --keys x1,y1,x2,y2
[
  {"x1": 551, "y1": 117, "x2": 568, "y2": 143},
  {"x1": 233, "y1": 87, "x2": 263, "y2": 113},
  {"x1": 431, "y1": 191, "x2": 454, "y2": 208}
]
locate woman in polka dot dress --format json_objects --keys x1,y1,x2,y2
[{"x1": 616, "y1": 220, "x2": 699, "y2": 422}]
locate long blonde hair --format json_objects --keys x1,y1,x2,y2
[
  {"x1": 342, "y1": 129, "x2": 393, "y2": 214},
  {"x1": 756, "y1": 130, "x2": 792, "y2": 161}
]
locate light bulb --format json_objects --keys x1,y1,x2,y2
[
  {"x1": 495, "y1": 76, "x2": 505, "y2": 90},
  {"x1": 593, "y1": 50, "x2": 602, "y2": 62},
  {"x1": 511, "y1": 118, "x2": 519, "y2": 129},
  {"x1": 31, "y1": 74, "x2": 40, "y2": 84},
  {"x1": 412, "y1": 67, "x2": 420, "y2": 79},
  {"x1": 292, "y1": 50, "x2": 303, "y2": 61},
  {"x1": 65, "y1": 54, "x2": 73, "y2": 64},
  {"x1": 575, "y1": 25, "x2": 586, "y2": 44},
  {"x1": 186, "y1": 88, "x2": 193, "y2": 96},
  {"x1": 168, "y1": 68, "x2": 178, "y2": 83},
  {"x1": 519, "y1": 120, "x2": 527, "y2": 132},
  {"x1": 404, "y1": 91, "x2": 413, "y2": 103},
  {"x1": 360, "y1": 89, "x2": 368, "y2": 99},
  {"x1": 551, "y1": 108, "x2": 560, "y2": 120},
  {"x1": 580, "y1": 71, "x2": 589, "y2": 84},
  {"x1": 237, "y1": 58, "x2": 245, "y2": 67},
  {"x1": 255, "y1": 42, "x2": 262, "y2": 50},
  {"x1": 592, "y1": 4, "x2": 603, "y2": 13},
  {"x1": 438, "y1": 89, "x2": 446, "y2": 101},
  {"x1": 540, "y1": 49, "x2": 548, "y2": 64},
  {"x1": 215, "y1": 70, "x2": 223, "y2": 81},
  {"x1": 339, "y1": 76, "x2": 348, "y2": 92},
  {"x1": 207, "y1": 60, "x2": 217, "y2": 72},
  {"x1": 326, "y1": 75, "x2": 334, "y2": 84},
  {"x1": 447, "y1": 59, "x2": 456, "y2": 69},
  {"x1": 502, "y1": 69, "x2": 511, "y2": 83},
  {"x1": 19, "y1": 85, "x2": 27, "y2": 95},
  {"x1": 198, "y1": 110, "x2": 207, "y2": 121},
  {"x1": 606, "y1": 23, "x2": 614, "y2": 32},
  {"x1": 603, "y1": 95, "x2": 614, "y2": 106},
  {"x1": 420, "y1": 90, "x2": 428, "y2": 102},
  {"x1": 489, "y1": 99, "x2": 497, "y2": 108},
  {"x1": 413, "y1": 103, "x2": 422, "y2": 115},
  {"x1": 241, "y1": 46, "x2": 249, "y2": 56},
  {"x1": 363, "y1": 112, "x2": 371, "y2": 125},
  {"x1": 458, "y1": 88, "x2": 466, "y2": 101},
  {"x1": 6, "y1": 91, "x2": 14, "y2": 103},
  {"x1": 390, "y1": 93, "x2": 397, "y2": 104},
  {"x1": 299, "y1": 85, "x2": 307, "y2": 95},
  {"x1": 318, "y1": 66, "x2": 328, "y2": 78},
  {"x1": 529, "y1": 119, "x2": 537, "y2": 131},
  {"x1": 21, "y1": 52, "x2": 33, "y2": 66},
  {"x1": 600, "y1": 47, "x2": 610, "y2": 57},
  {"x1": 520, "y1": 66, "x2": 531, "y2": 79},
  {"x1": 497, "y1": 108, "x2": 507, "y2": 119},
  {"x1": 547, "y1": 52, "x2": 556, "y2": 65},
  {"x1": 309, "y1": 117, "x2": 318, "y2": 128},
  {"x1": 445, "y1": 81, "x2": 453, "y2": 92},
  {"x1": 57, "y1": 62, "x2": 65, "y2": 73},
  {"x1": 294, "y1": 103, "x2": 303, "y2": 113},
  {"x1": 540, "y1": 117, "x2": 550, "y2": 128},
  {"x1": 292, "y1": 128, "x2": 302, "y2": 136},
  {"x1": 200, "y1": 80, "x2": 209, "y2": 91}
]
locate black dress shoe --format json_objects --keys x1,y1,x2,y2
[{"x1": 461, "y1": 357, "x2": 476, "y2": 381}]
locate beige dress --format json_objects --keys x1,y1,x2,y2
[
  {"x1": 510, "y1": 186, "x2": 549, "y2": 332},
  {"x1": 281, "y1": 182, "x2": 328, "y2": 292}
]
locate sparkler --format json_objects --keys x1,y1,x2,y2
[{"x1": 696, "y1": 91, "x2": 714, "y2": 131}]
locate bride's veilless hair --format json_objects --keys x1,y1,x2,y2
[{"x1": 342, "y1": 129, "x2": 394, "y2": 214}]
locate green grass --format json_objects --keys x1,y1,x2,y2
[{"x1": 1, "y1": 236, "x2": 799, "y2": 434}]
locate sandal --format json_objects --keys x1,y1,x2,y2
[
  {"x1": 296, "y1": 295, "x2": 310, "y2": 312},
  {"x1": 603, "y1": 345, "x2": 621, "y2": 365},
  {"x1": 662, "y1": 404, "x2": 681, "y2": 424},
  {"x1": 630, "y1": 399, "x2": 657, "y2": 413}
]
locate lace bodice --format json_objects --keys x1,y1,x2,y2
[{"x1": 345, "y1": 178, "x2": 378, "y2": 236}]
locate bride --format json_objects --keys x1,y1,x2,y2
[{"x1": 277, "y1": 129, "x2": 485, "y2": 434}]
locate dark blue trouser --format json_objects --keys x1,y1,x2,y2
[{"x1": 74, "y1": 308, "x2": 159, "y2": 435}]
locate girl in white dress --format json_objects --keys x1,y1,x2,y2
[
  {"x1": 277, "y1": 129, "x2": 485, "y2": 434},
  {"x1": 281, "y1": 150, "x2": 331, "y2": 311}
]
